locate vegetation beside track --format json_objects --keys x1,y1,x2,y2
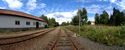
[
  {"x1": 65, "y1": 25, "x2": 125, "y2": 46},
  {"x1": 0, "y1": 28, "x2": 53, "y2": 35}
]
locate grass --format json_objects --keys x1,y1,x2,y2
[
  {"x1": 65, "y1": 25, "x2": 125, "y2": 46},
  {"x1": 0, "y1": 28, "x2": 45, "y2": 35}
]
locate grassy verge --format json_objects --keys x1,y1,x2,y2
[
  {"x1": 0, "y1": 28, "x2": 46, "y2": 35},
  {"x1": 65, "y1": 25, "x2": 125, "y2": 46}
]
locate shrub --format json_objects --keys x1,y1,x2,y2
[{"x1": 65, "y1": 25, "x2": 125, "y2": 46}]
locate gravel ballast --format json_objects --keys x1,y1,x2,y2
[
  {"x1": 78, "y1": 37, "x2": 125, "y2": 50},
  {"x1": 0, "y1": 28, "x2": 60, "y2": 50}
]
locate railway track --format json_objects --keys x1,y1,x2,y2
[
  {"x1": 45, "y1": 29, "x2": 84, "y2": 50},
  {"x1": 0, "y1": 28, "x2": 55, "y2": 45}
]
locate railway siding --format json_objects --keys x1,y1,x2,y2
[
  {"x1": 0, "y1": 28, "x2": 55, "y2": 45},
  {"x1": 0, "y1": 27, "x2": 60, "y2": 50}
]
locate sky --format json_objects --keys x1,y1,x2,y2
[{"x1": 0, "y1": 0, "x2": 125, "y2": 24}]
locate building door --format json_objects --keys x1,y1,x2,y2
[{"x1": 36, "y1": 22, "x2": 39, "y2": 28}]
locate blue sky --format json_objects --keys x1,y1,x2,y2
[{"x1": 0, "y1": 0, "x2": 125, "y2": 24}]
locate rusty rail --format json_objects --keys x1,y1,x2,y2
[
  {"x1": 45, "y1": 29, "x2": 84, "y2": 50},
  {"x1": 0, "y1": 28, "x2": 55, "y2": 45}
]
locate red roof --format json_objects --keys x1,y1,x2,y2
[{"x1": 0, "y1": 9, "x2": 45, "y2": 22}]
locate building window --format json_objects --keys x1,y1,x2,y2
[
  {"x1": 15, "y1": 21, "x2": 20, "y2": 25},
  {"x1": 26, "y1": 21, "x2": 30, "y2": 25}
]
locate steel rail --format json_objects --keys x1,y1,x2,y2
[
  {"x1": 0, "y1": 28, "x2": 55, "y2": 45},
  {"x1": 45, "y1": 29, "x2": 82, "y2": 50}
]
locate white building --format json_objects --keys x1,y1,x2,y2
[
  {"x1": 0, "y1": 9, "x2": 47, "y2": 29},
  {"x1": 91, "y1": 21, "x2": 95, "y2": 25}
]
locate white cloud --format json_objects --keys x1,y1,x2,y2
[
  {"x1": 86, "y1": 5, "x2": 100, "y2": 9},
  {"x1": 115, "y1": 0, "x2": 125, "y2": 9},
  {"x1": 86, "y1": 4, "x2": 113, "y2": 21},
  {"x1": 2, "y1": 0, "x2": 23, "y2": 9},
  {"x1": 88, "y1": 17, "x2": 94, "y2": 21},
  {"x1": 0, "y1": 7, "x2": 6, "y2": 9},
  {"x1": 26, "y1": 0, "x2": 46, "y2": 11},
  {"x1": 46, "y1": 10, "x2": 78, "y2": 24},
  {"x1": 26, "y1": 0, "x2": 37, "y2": 10},
  {"x1": 91, "y1": 0, "x2": 125, "y2": 10},
  {"x1": 110, "y1": 0, "x2": 117, "y2": 3},
  {"x1": 99, "y1": 0, "x2": 108, "y2": 1},
  {"x1": 39, "y1": 3, "x2": 46, "y2": 8},
  {"x1": 86, "y1": 5, "x2": 102, "y2": 14},
  {"x1": 45, "y1": 4, "x2": 112, "y2": 23},
  {"x1": 87, "y1": 8, "x2": 101, "y2": 14},
  {"x1": 109, "y1": 0, "x2": 125, "y2": 9},
  {"x1": 87, "y1": 4, "x2": 113, "y2": 14}
]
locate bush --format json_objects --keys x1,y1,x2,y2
[{"x1": 65, "y1": 25, "x2": 125, "y2": 46}]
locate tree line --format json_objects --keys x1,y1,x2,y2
[
  {"x1": 71, "y1": 7, "x2": 125, "y2": 26},
  {"x1": 71, "y1": 8, "x2": 88, "y2": 25},
  {"x1": 40, "y1": 7, "x2": 125, "y2": 26},
  {"x1": 95, "y1": 8, "x2": 125, "y2": 26},
  {"x1": 61, "y1": 8, "x2": 89, "y2": 26},
  {"x1": 40, "y1": 8, "x2": 89, "y2": 26},
  {"x1": 40, "y1": 15, "x2": 59, "y2": 28}
]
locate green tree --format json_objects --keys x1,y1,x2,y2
[
  {"x1": 121, "y1": 11, "x2": 125, "y2": 25},
  {"x1": 71, "y1": 8, "x2": 88, "y2": 25},
  {"x1": 40, "y1": 15, "x2": 49, "y2": 28},
  {"x1": 61, "y1": 22, "x2": 67, "y2": 26},
  {"x1": 87, "y1": 21, "x2": 91, "y2": 25},
  {"x1": 61, "y1": 22, "x2": 71, "y2": 26},
  {"x1": 40, "y1": 15, "x2": 48, "y2": 23},
  {"x1": 48, "y1": 18, "x2": 56, "y2": 27},
  {"x1": 109, "y1": 8, "x2": 125, "y2": 26},
  {"x1": 100, "y1": 11, "x2": 109, "y2": 24},
  {"x1": 78, "y1": 8, "x2": 88, "y2": 24},
  {"x1": 95, "y1": 13, "x2": 100, "y2": 24},
  {"x1": 40, "y1": 15, "x2": 58, "y2": 27},
  {"x1": 55, "y1": 22, "x2": 59, "y2": 27},
  {"x1": 71, "y1": 16, "x2": 79, "y2": 25}
]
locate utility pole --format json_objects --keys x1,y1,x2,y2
[
  {"x1": 78, "y1": 9, "x2": 81, "y2": 37},
  {"x1": 77, "y1": 0, "x2": 81, "y2": 37}
]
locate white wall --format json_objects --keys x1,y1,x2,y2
[{"x1": 0, "y1": 15, "x2": 46, "y2": 28}]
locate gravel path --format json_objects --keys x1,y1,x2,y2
[
  {"x1": 77, "y1": 37, "x2": 125, "y2": 50},
  {"x1": 0, "y1": 27, "x2": 60, "y2": 50}
]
